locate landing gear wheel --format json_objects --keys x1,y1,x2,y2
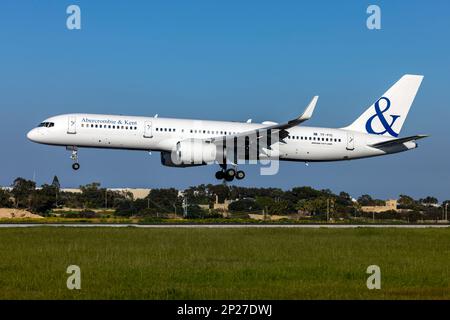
[
  {"x1": 224, "y1": 169, "x2": 236, "y2": 181},
  {"x1": 236, "y1": 170, "x2": 245, "y2": 180},
  {"x1": 215, "y1": 170, "x2": 224, "y2": 180},
  {"x1": 72, "y1": 163, "x2": 80, "y2": 171}
]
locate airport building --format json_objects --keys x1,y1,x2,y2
[{"x1": 360, "y1": 199, "x2": 398, "y2": 213}]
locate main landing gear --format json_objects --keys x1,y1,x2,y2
[
  {"x1": 69, "y1": 147, "x2": 80, "y2": 171},
  {"x1": 215, "y1": 164, "x2": 245, "y2": 181}
]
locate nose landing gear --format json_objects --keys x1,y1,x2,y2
[
  {"x1": 215, "y1": 165, "x2": 245, "y2": 181},
  {"x1": 68, "y1": 147, "x2": 80, "y2": 171}
]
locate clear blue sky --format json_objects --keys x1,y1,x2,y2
[{"x1": 0, "y1": 1, "x2": 449, "y2": 201}]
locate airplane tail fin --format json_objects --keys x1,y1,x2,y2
[{"x1": 343, "y1": 74, "x2": 424, "y2": 137}]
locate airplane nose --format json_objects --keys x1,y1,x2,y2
[{"x1": 27, "y1": 128, "x2": 38, "y2": 142}]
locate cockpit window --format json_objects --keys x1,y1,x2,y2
[{"x1": 38, "y1": 122, "x2": 55, "y2": 128}]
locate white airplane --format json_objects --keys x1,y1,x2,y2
[{"x1": 27, "y1": 74, "x2": 427, "y2": 181}]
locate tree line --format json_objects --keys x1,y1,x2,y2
[{"x1": 0, "y1": 176, "x2": 448, "y2": 221}]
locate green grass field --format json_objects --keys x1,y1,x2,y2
[{"x1": 0, "y1": 227, "x2": 449, "y2": 299}]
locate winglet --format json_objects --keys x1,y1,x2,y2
[
  {"x1": 281, "y1": 96, "x2": 319, "y2": 128},
  {"x1": 299, "y1": 96, "x2": 318, "y2": 121}
]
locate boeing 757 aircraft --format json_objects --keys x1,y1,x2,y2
[{"x1": 27, "y1": 74, "x2": 427, "y2": 181}]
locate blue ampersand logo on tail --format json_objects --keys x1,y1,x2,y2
[{"x1": 365, "y1": 97, "x2": 400, "y2": 137}]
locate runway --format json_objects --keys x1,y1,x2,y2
[{"x1": 0, "y1": 224, "x2": 448, "y2": 228}]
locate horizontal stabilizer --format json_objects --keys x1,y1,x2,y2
[{"x1": 370, "y1": 134, "x2": 429, "y2": 148}]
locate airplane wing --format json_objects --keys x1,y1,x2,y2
[
  {"x1": 192, "y1": 96, "x2": 318, "y2": 162},
  {"x1": 210, "y1": 96, "x2": 318, "y2": 146},
  {"x1": 370, "y1": 134, "x2": 429, "y2": 148}
]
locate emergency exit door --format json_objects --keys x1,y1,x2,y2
[
  {"x1": 346, "y1": 132, "x2": 354, "y2": 151},
  {"x1": 67, "y1": 116, "x2": 77, "y2": 134},
  {"x1": 144, "y1": 121, "x2": 153, "y2": 138}
]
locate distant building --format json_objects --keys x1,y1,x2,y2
[
  {"x1": 213, "y1": 195, "x2": 233, "y2": 212},
  {"x1": 61, "y1": 188, "x2": 151, "y2": 200},
  {"x1": 61, "y1": 188, "x2": 82, "y2": 194},
  {"x1": 108, "y1": 188, "x2": 151, "y2": 200},
  {"x1": 421, "y1": 202, "x2": 440, "y2": 208},
  {"x1": 361, "y1": 199, "x2": 398, "y2": 213}
]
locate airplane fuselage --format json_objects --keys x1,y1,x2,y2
[{"x1": 27, "y1": 113, "x2": 416, "y2": 163}]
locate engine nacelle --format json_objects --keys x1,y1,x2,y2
[{"x1": 160, "y1": 140, "x2": 217, "y2": 167}]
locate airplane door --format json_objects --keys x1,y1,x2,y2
[
  {"x1": 346, "y1": 132, "x2": 354, "y2": 151},
  {"x1": 144, "y1": 121, "x2": 153, "y2": 138},
  {"x1": 67, "y1": 116, "x2": 77, "y2": 134}
]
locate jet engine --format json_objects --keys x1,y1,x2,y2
[{"x1": 160, "y1": 140, "x2": 217, "y2": 167}]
